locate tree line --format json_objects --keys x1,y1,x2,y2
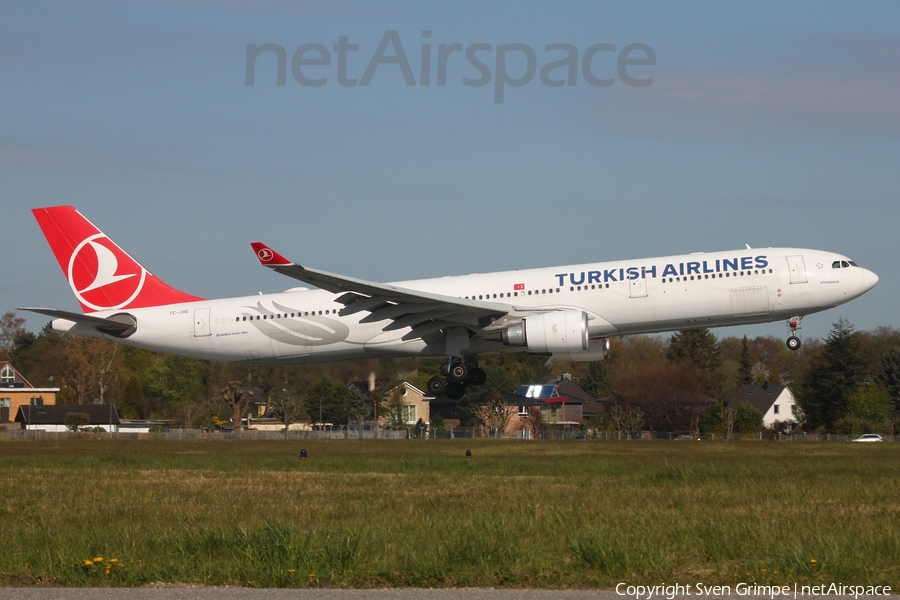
[{"x1": 2, "y1": 311, "x2": 898, "y2": 434}]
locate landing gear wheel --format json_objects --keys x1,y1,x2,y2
[
  {"x1": 426, "y1": 376, "x2": 446, "y2": 396},
  {"x1": 446, "y1": 381, "x2": 466, "y2": 400},
  {"x1": 468, "y1": 367, "x2": 487, "y2": 386},
  {"x1": 449, "y1": 363, "x2": 469, "y2": 382},
  {"x1": 786, "y1": 336, "x2": 801, "y2": 351}
]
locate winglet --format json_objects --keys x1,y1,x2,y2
[{"x1": 250, "y1": 242, "x2": 294, "y2": 267}]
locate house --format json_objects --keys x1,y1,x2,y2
[
  {"x1": 0, "y1": 362, "x2": 59, "y2": 428},
  {"x1": 428, "y1": 375, "x2": 594, "y2": 437},
  {"x1": 506, "y1": 382, "x2": 586, "y2": 438},
  {"x1": 14, "y1": 404, "x2": 121, "y2": 432},
  {"x1": 547, "y1": 373, "x2": 605, "y2": 420},
  {"x1": 728, "y1": 383, "x2": 798, "y2": 428},
  {"x1": 385, "y1": 381, "x2": 429, "y2": 426}
]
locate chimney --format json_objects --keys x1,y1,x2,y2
[{"x1": 368, "y1": 372, "x2": 376, "y2": 393}]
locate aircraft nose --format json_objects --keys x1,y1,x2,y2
[{"x1": 863, "y1": 268, "x2": 879, "y2": 291}]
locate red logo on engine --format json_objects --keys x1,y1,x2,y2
[
  {"x1": 68, "y1": 234, "x2": 147, "y2": 311},
  {"x1": 257, "y1": 248, "x2": 274, "y2": 262}
]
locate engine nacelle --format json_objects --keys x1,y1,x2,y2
[
  {"x1": 552, "y1": 337, "x2": 610, "y2": 362},
  {"x1": 501, "y1": 310, "x2": 588, "y2": 354}
]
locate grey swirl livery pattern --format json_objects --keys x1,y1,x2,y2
[{"x1": 242, "y1": 301, "x2": 350, "y2": 346}]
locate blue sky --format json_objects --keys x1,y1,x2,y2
[{"x1": 3, "y1": 1, "x2": 898, "y2": 341}]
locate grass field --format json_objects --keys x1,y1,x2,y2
[{"x1": 0, "y1": 438, "x2": 898, "y2": 588}]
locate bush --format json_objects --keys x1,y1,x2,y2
[
  {"x1": 733, "y1": 402, "x2": 763, "y2": 434},
  {"x1": 64, "y1": 412, "x2": 90, "y2": 432}
]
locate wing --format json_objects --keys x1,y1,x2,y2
[
  {"x1": 250, "y1": 243, "x2": 521, "y2": 344},
  {"x1": 18, "y1": 307, "x2": 137, "y2": 338}
]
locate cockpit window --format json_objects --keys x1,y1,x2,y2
[
  {"x1": 832, "y1": 261, "x2": 841, "y2": 268},
  {"x1": 841, "y1": 261, "x2": 850, "y2": 268},
  {"x1": 849, "y1": 260, "x2": 858, "y2": 267}
]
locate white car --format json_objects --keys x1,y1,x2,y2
[{"x1": 852, "y1": 434, "x2": 884, "y2": 443}]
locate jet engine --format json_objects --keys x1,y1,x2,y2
[
  {"x1": 500, "y1": 310, "x2": 588, "y2": 352},
  {"x1": 552, "y1": 337, "x2": 610, "y2": 362}
]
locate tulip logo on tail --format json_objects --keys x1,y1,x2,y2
[
  {"x1": 257, "y1": 248, "x2": 274, "y2": 263},
  {"x1": 68, "y1": 234, "x2": 147, "y2": 311}
]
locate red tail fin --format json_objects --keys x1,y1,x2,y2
[{"x1": 32, "y1": 206, "x2": 204, "y2": 313}]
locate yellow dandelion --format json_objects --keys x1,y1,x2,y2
[
  {"x1": 109, "y1": 558, "x2": 118, "y2": 564},
  {"x1": 811, "y1": 559, "x2": 818, "y2": 564},
  {"x1": 287, "y1": 569, "x2": 296, "y2": 574},
  {"x1": 93, "y1": 556, "x2": 103, "y2": 563},
  {"x1": 308, "y1": 573, "x2": 317, "y2": 578},
  {"x1": 82, "y1": 560, "x2": 94, "y2": 567},
  {"x1": 761, "y1": 569, "x2": 766, "y2": 573}
]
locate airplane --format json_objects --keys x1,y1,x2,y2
[{"x1": 21, "y1": 205, "x2": 879, "y2": 400}]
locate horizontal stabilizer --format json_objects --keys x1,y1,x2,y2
[{"x1": 18, "y1": 307, "x2": 137, "y2": 338}]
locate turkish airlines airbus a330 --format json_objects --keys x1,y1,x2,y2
[{"x1": 21, "y1": 206, "x2": 878, "y2": 399}]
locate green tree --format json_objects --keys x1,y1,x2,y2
[
  {"x1": 347, "y1": 384, "x2": 371, "y2": 421},
  {"x1": 796, "y1": 318, "x2": 866, "y2": 430},
  {"x1": 10, "y1": 322, "x2": 69, "y2": 388},
  {"x1": 308, "y1": 379, "x2": 352, "y2": 425},
  {"x1": 667, "y1": 328, "x2": 723, "y2": 393},
  {"x1": 145, "y1": 354, "x2": 210, "y2": 408},
  {"x1": 875, "y1": 348, "x2": 900, "y2": 411},
  {"x1": 737, "y1": 336, "x2": 753, "y2": 386},
  {"x1": 733, "y1": 402, "x2": 763, "y2": 434},
  {"x1": 0, "y1": 311, "x2": 26, "y2": 360},
  {"x1": 63, "y1": 336, "x2": 124, "y2": 405},
  {"x1": 848, "y1": 385, "x2": 893, "y2": 423},
  {"x1": 119, "y1": 374, "x2": 146, "y2": 419},
  {"x1": 698, "y1": 402, "x2": 725, "y2": 435},
  {"x1": 580, "y1": 359, "x2": 612, "y2": 398}
]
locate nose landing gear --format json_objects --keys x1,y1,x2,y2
[
  {"x1": 425, "y1": 358, "x2": 487, "y2": 400},
  {"x1": 786, "y1": 316, "x2": 802, "y2": 351}
]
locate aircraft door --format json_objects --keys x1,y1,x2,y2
[
  {"x1": 787, "y1": 255, "x2": 808, "y2": 284},
  {"x1": 193, "y1": 308, "x2": 211, "y2": 337},
  {"x1": 630, "y1": 278, "x2": 648, "y2": 298}
]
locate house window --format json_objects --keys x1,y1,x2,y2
[
  {"x1": 773, "y1": 404, "x2": 780, "y2": 415},
  {"x1": 401, "y1": 405, "x2": 416, "y2": 423},
  {"x1": 518, "y1": 405, "x2": 528, "y2": 416},
  {"x1": 0, "y1": 365, "x2": 13, "y2": 384},
  {"x1": 518, "y1": 428, "x2": 530, "y2": 439},
  {"x1": 30, "y1": 397, "x2": 43, "y2": 406},
  {"x1": 0, "y1": 398, "x2": 9, "y2": 408}
]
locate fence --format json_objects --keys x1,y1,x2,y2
[{"x1": 0, "y1": 428, "x2": 895, "y2": 442}]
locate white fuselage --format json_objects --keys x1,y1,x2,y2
[{"x1": 56, "y1": 248, "x2": 878, "y2": 364}]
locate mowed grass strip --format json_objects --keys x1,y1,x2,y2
[{"x1": 0, "y1": 439, "x2": 897, "y2": 588}]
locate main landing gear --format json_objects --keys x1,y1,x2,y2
[
  {"x1": 786, "y1": 316, "x2": 802, "y2": 351},
  {"x1": 426, "y1": 358, "x2": 487, "y2": 400}
]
